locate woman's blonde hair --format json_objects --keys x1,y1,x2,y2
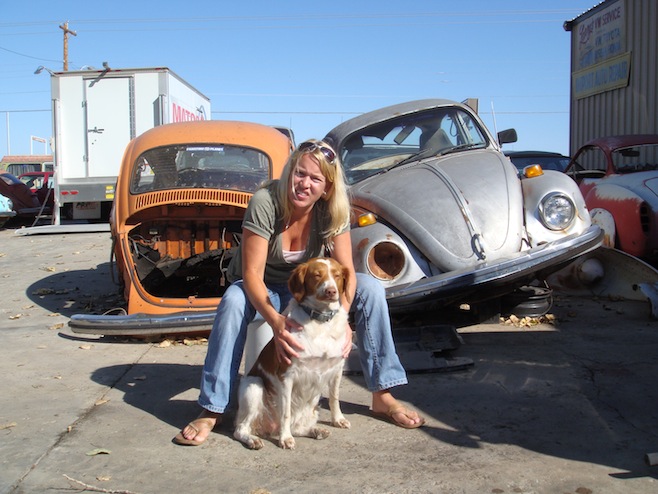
[{"x1": 275, "y1": 139, "x2": 350, "y2": 239}]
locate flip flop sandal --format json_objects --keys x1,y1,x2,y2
[
  {"x1": 173, "y1": 417, "x2": 219, "y2": 446},
  {"x1": 371, "y1": 406, "x2": 426, "y2": 429}
]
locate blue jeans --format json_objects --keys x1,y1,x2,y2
[{"x1": 198, "y1": 273, "x2": 408, "y2": 413}]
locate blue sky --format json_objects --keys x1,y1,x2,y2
[{"x1": 1, "y1": 1, "x2": 599, "y2": 158}]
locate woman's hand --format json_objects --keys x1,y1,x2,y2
[
  {"x1": 272, "y1": 314, "x2": 305, "y2": 365},
  {"x1": 342, "y1": 323, "x2": 353, "y2": 359}
]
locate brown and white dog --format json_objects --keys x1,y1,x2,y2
[{"x1": 233, "y1": 257, "x2": 352, "y2": 450}]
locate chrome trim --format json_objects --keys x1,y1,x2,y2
[
  {"x1": 385, "y1": 225, "x2": 603, "y2": 307},
  {"x1": 69, "y1": 310, "x2": 217, "y2": 335}
]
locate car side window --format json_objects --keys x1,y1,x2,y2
[{"x1": 578, "y1": 148, "x2": 607, "y2": 172}]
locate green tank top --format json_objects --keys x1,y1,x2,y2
[{"x1": 225, "y1": 182, "x2": 348, "y2": 284}]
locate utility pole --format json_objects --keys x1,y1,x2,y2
[{"x1": 59, "y1": 22, "x2": 77, "y2": 71}]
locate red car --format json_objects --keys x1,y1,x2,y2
[
  {"x1": 565, "y1": 135, "x2": 658, "y2": 262},
  {"x1": 18, "y1": 171, "x2": 54, "y2": 210},
  {"x1": 0, "y1": 171, "x2": 41, "y2": 218}
]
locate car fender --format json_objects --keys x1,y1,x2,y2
[
  {"x1": 589, "y1": 208, "x2": 616, "y2": 248},
  {"x1": 351, "y1": 220, "x2": 430, "y2": 286},
  {"x1": 521, "y1": 170, "x2": 591, "y2": 246},
  {"x1": 583, "y1": 183, "x2": 647, "y2": 258}
]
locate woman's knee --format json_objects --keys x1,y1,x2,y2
[{"x1": 355, "y1": 273, "x2": 386, "y2": 298}]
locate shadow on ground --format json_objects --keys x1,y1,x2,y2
[
  {"x1": 87, "y1": 317, "x2": 658, "y2": 479},
  {"x1": 26, "y1": 262, "x2": 124, "y2": 317}
]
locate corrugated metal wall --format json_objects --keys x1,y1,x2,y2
[{"x1": 567, "y1": 0, "x2": 657, "y2": 155}]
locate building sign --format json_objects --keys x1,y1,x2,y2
[
  {"x1": 572, "y1": 0, "x2": 630, "y2": 99},
  {"x1": 573, "y1": 51, "x2": 631, "y2": 99},
  {"x1": 575, "y1": 0, "x2": 625, "y2": 71}
]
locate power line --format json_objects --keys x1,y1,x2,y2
[{"x1": 0, "y1": 45, "x2": 60, "y2": 63}]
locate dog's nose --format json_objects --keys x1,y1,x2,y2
[{"x1": 324, "y1": 286, "x2": 337, "y2": 299}]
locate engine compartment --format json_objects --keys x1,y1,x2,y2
[{"x1": 125, "y1": 219, "x2": 242, "y2": 299}]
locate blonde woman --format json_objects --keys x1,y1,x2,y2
[{"x1": 175, "y1": 139, "x2": 424, "y2": 446}]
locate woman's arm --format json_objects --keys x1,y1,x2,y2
[{"x1": 241, "y1": 229, "x2": 303, "y2": 364}]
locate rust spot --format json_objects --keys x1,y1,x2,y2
[{"x1": 356, "y1": 238, "x2": 369, "y2": 251}]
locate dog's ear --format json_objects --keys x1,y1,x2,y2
[
  {"x1": 340, "y1": 265, "x2": 350, "y2": 295},
  {"x1": 288, "y1": 263, "x2": 308, "y2": 302}
]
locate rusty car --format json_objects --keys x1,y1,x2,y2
[
  {"x1": 323, "y1": 99, "x2": 603, "y2": 317},
  {"x1": 69, "y1": 120, "x2": 292, "y2": 334},
  {"x1": 0, "y1": 171, "x2": 42, "y2": 222},
  {"x1": 564, "y1": 135, "x2": 658, "y2": 263}
]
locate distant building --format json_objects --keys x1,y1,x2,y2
[
  {"x1": 1, "y1": 155, "x2": 54, "y2": 176},
  {"x1": 564, "y1": 0, "x2": 657, "y2": 154}
]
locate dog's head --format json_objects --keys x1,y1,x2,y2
[{"x1": 288, "y1": 257, "x2": 350, "y2": 304}]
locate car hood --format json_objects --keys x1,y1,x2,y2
[
  {"x1": 593, "y1": 172, "x2": 658, "y2": 205},
  {"x1": 350, "y1": 149, "x2": 525, "y2": 271}
]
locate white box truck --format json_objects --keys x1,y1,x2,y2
[{"x1": 49, "y1": 67, "x2": 211, "y2": 223}]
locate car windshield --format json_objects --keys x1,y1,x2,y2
[
  {"x1": 339, "y1": 107, "x2": 488, "y2": 184},
  {"x1": 611, "y1": 143, "x2": 658, "y2": 173},
  {"x1": 130, "y1": 144, "x2": 271, "y2": 194},
  {"x1": 20, "y1": 174, "x2": 47, "y2": 189}
]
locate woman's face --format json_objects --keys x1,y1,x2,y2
[{"x1": 289, "y1": 153, "x2": 327, "y2": 210}]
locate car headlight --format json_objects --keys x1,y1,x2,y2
[
  {"x1": 539, "y1": 192, "x2": 575, "y2": 231},
  {"x1": 367, "y1": 241, "x2": 405, "y2": 281}
]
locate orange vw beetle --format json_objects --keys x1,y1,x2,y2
[{"x1": 70, "y1": 120, "x2": 292, "y2": 335}]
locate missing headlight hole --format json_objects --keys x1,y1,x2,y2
[{"x1": 367, "y1": 242, "x2": 404, "y2": 280}]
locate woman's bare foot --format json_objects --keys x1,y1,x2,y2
[
  {"x1": 371, "y1": 390, "x2": 425, "y2": 429},
  {"x1": 173, "y1": 410, "x2": 222, "y2": 446}
]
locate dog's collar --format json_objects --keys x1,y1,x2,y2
[{"x1": 300, "y1": 305, "x2": 339, "y2": 323}]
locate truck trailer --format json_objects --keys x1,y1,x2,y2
[{"x1": 48, "y1": 67, "x2": 211, "y2": 224}]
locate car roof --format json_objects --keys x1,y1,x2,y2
[
  {"x1": 325, "y1": 98, "x2": 463, "y2": 146},
  {"x1": 0, "y1": 171, "x2": 21, "y2": 182},
  {"x1": 128, "y1": 120, "x2": 291, "y2": 149},
  {"x1": 578, "y1": 134, "x2": 658, "y2": 153},
  {"x1": 504, "y1": 151, "x2": 569, "y2": 158},
  {"x1": 18, "y1": 171, "x2": 52, "y2": 177}
]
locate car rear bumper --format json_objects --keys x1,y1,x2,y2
[{"x1": 69, "y1": 310, "x2": 217, "y2": 336}]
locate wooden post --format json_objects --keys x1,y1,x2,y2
[{"x1": 59, "y1": 22, "x2": 77, "y2": 71}]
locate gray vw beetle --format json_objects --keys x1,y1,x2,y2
[{"x1": 324, "y1": 99, "x2": 603, "y2": 318}]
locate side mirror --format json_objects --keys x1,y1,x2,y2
[{"x1": 497, "y1": 128, "x2": 518, "y2": 145}]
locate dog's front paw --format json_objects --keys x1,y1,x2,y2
[
  {"x1": 279, "y1": 435, "x2": 296, "y2": 449},
  {"x1": 332, "y1": 416, "x2": 351, "y2": 429},
  {"x1": 310, "y1": 427, "x2": 331, "y2": 440},
  {"x1": 247, "y1": 437, "x2": 264, "y2": 450},
  {"x1": 234, "y1": 430, "x2": 264, "y2": 450}
]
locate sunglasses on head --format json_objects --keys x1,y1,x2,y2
[{"x1": 298, "y1": 141, "x2": 336, "y2": 164}]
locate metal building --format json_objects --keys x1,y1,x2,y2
[{"x1": 564, "y1": 0, "x2": 657, "y2": 155}]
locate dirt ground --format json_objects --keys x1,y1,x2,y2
[{"x1": 1, "y1": 227, "x2": 657, "y2": 494}]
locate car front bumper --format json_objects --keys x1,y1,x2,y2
[{"x1": 384, "y1": 225, "x2": 604, "y2": 310}]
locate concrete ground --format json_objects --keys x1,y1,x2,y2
[{"x1": 1, "y1": 228, "x2": 657, "y2": 494}]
